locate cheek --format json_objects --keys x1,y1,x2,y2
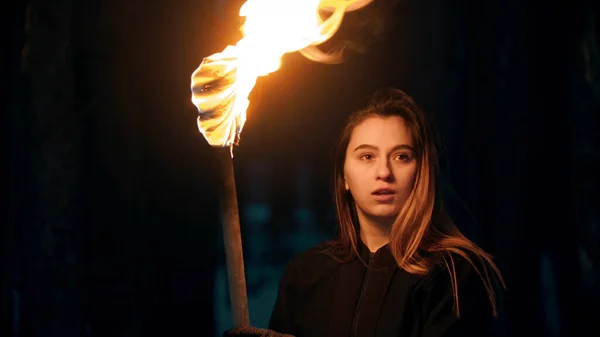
[
  {"x1": 344, "y1": 163, "x2": 365, "y2": 191},
  {"x1": 407, "y1": 169, "x2": 418, "y2": 187},
  {"x1": 396, "y1": 165, "x2": 418, "y2": 190}
]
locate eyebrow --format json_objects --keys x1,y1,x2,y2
[{"x1": 353, "y1": 144, "x2": 415, "y2": 152}]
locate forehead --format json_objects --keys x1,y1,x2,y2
[{"x1": 348, "y1": 116, "x2": 413, "y2": 147}]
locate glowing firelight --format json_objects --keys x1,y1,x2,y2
[{"x1": 191, "y1": 0, "x2": 374, "y2": 153}]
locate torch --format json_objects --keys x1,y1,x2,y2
[{"x1": 190, "y1": 0, "x2": 374, "y2": 328}]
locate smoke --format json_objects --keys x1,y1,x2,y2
[{"x1": 316, "y1": 0, "x2": 400, "y2": 62}]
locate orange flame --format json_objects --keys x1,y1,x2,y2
[{"x1": 191, "y1": 0, "x2": 373, "y2": 153}]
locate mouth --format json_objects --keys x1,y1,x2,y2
[
  {"x1": 372, "y1": 188, "x2": 396, "y2": 195},
  {"x1": 372, "y1": 188, "x2": 396, "y2": 203}
]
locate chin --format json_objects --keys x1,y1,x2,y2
[
  {"x1": 367, "y1": 206, "x2": 400, "y2": 220},
  {"x1": 370, "y1": 213, "x2": 399, "y2": 221}
]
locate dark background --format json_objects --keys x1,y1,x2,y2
[{"x1": 4, "y1": 0, "x2": 599, "y2": 336}]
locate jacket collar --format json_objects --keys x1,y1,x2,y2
[{"x1": 356, "y1": 236, "x2": 397, "y2": 271}]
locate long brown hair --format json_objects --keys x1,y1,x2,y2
[{"x1": 325, "y1": 88, "x2": 505, "y2": 317}]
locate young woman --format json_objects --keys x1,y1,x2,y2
[{"x1": 226, "y1": 88, "x2": 505, "y2": 337}]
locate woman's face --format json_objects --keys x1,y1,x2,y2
[{"x1": 344, "y1": 116, "x2": 418, "y2": 222}]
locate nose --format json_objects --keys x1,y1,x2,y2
[{"x1": 375, "y1": 158, "x2": 393, "y2": 181}]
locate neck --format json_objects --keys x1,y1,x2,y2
[{"x1": 357, "y1": 211, "x2": 393, "y2": 253}]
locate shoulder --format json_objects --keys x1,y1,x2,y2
[
  {"x1": 420, "y1": 252, "x2": 492, "y2": 289},
  {"x1": 415, "y1": 252, "x2": 500, "y2": 315},
  {"x1": 411, "y1": 253, "x2": 502, "y2": 336},
  {"x1": 278, "y1": 241, "x2": 339, "y2": 286}
]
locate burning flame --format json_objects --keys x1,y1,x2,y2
[{"x1": 191, "y1": 0, "x2": 374, "y2": 152}]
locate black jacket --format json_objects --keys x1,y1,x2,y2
[{"x1": 268, "y1": 239, "x2": 498, "y2": 337}]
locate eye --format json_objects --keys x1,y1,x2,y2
[
  {"x1": 360, "y1": 153, "x2": 375, "y2": 161},
  {"x1": 394, "y1": 153, "x2": 412, "y2": 161}
]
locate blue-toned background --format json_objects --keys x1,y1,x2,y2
[{"x1": 4, "y1": 0, "x2": 599, "y2": 337}]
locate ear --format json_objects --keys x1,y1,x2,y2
[{"x1": 345, "y1": 181, "x2": 349, "y2": 191}]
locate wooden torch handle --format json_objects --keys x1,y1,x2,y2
[{"x1": 215, "y1": 147, "x2": 250, "y2": 327}]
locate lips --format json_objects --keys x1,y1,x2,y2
[
  {"x1": 372, "y1": 188, "x2": 396, "y2": 195},
  {"x1": 372, "y1": 188, "x2": 396, "y2": 203}
]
